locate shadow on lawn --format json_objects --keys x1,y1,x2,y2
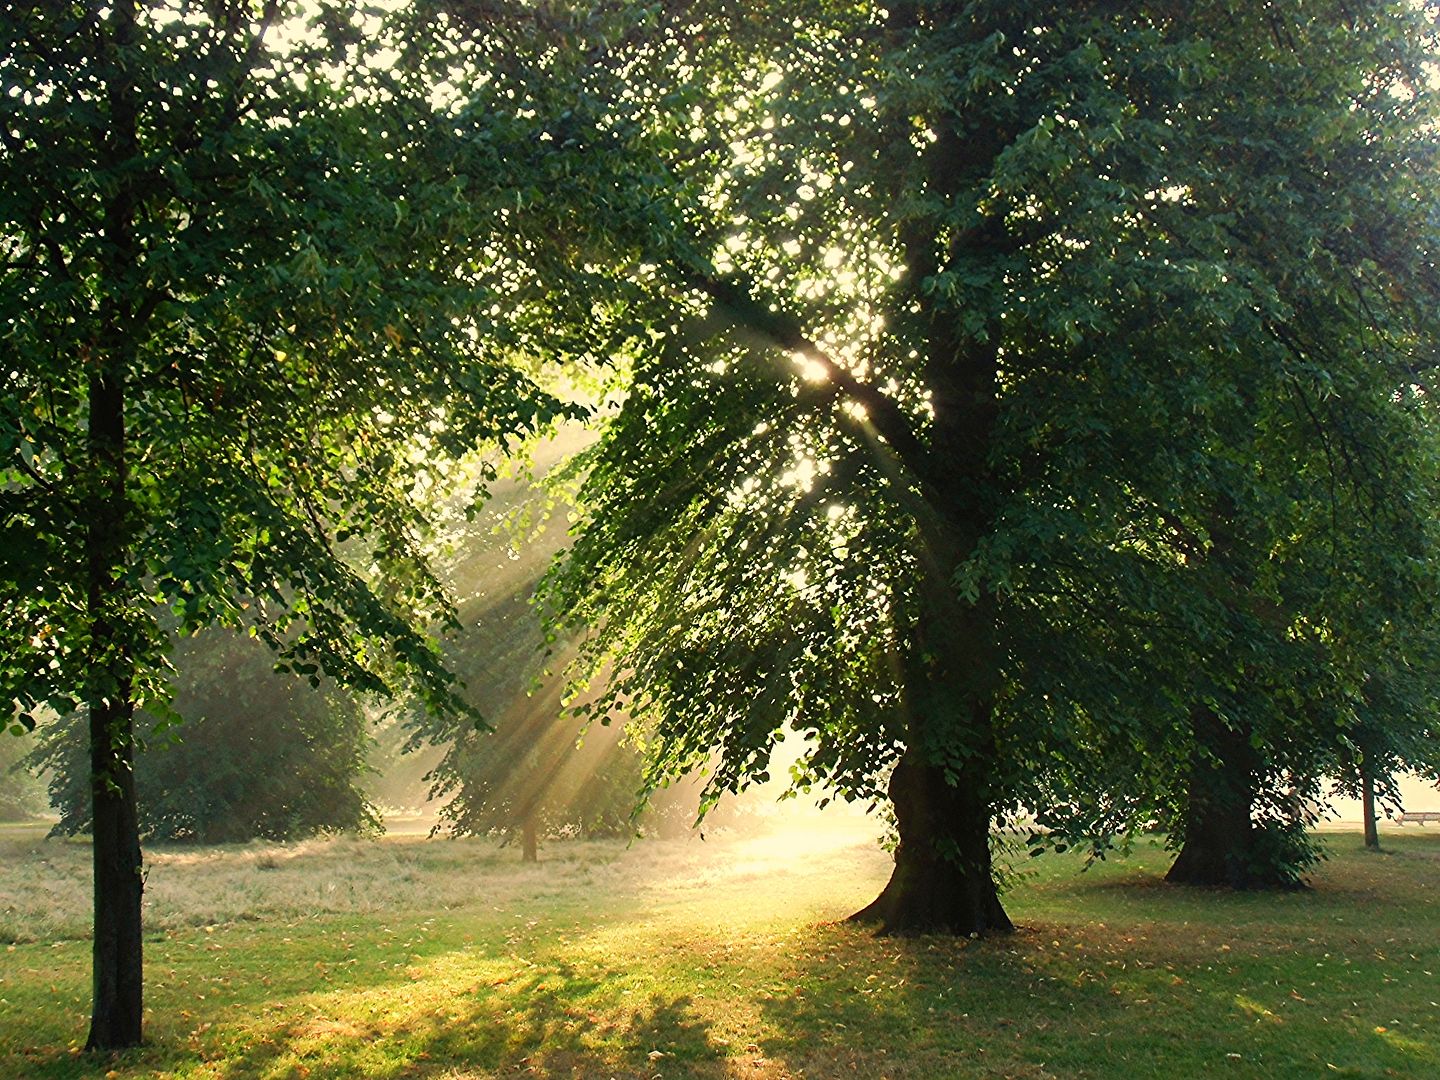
[
  {"x1": 209, "y1": 958, "x2": 726, "y2": 1080},
  {"x1": 200, "y1": 928, "x2": 1141, "y2": 1080},
  {"x1": 746, "y1": 908, "x2": 1438, "y2": 1080},
  {"x1": 2, "y1": 950, "x2": 724, "y2": 1080},
  {"x1": 748, "y1": 927, "x2": 1136, "y2": 1079}
]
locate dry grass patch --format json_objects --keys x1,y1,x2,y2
[{"x1": 0, "y1": 828, "x2": 670, "y2": 944}]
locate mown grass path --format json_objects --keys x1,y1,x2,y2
[{"x1": 1, "y1": 820, "x2": 1436, "y2": 1078}]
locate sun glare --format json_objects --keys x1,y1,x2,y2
[{"x1": 793, "y1": 352, "x2": 830, "y2": 384}]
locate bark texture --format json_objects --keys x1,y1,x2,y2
[
  {"x1": 1166, "y1": 708, "x2": 1295, "y2": 889},
  {"x1": 850, "y1": 754, "x2": 1011, "y2": 935},
  {"x1": 86, "y1": 699, "x2": 144, "y2": 1051}
]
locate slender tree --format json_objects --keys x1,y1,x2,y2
[
  {"x1": 1363, "y1": 766, "x2": 1381, "y2": 851},
  {"x1": 400, "y1": 438, "x2": 660, "y2": 855},
  {"x1": 1, "y1": 1, "x2": 582, "y2": 1048}
]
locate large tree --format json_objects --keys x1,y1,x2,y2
[
  {"x1": 531, "y1": 0, "x2": 1440, "y2": 931},
  {"x1": 0, "y1": 0, "x2": 584, "y2": 1049}
]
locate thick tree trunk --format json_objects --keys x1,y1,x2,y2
[
  {"x1": 1165, "y1": 773, "x2": 1255, "y2": 887},
  {"x1": 1166, "y1": 707, "x2": 1290, "y2": 889},
  {"x1": 850, "y1": 753, "x2": 1011, "y2": 935},
  {"x1": 1362, "y1": 767, "x2": 1380, "y2": 851},
  {"x1": 520, "y1": 816, "x2": 538, "y2": 863},
  {"x1": 846, "y1": 4, "x2": 1021, "y2": 937}
]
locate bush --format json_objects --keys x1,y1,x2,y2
[{"x1": 28, "y1": 629, "x2": 378, "y2": 844}]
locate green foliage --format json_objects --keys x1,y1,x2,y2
[
  {"x1": 532, "y1": 0, "x2": 1440, "y2": 873},
  {"x1": 26, "y1": 630, "x2": 377, "y2": 844},
  {"x1": 1242, "y1": 817, "x2": 1326, "y2": 888},
  {"x1": 0, "y1": 0, "x2": 588, "y2": 746}
]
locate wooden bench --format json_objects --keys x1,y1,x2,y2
[{"x1": 1394, "y1": 811, "x2": 1440, "y2": 826}]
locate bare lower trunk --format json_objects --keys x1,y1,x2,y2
[
  {"x1": 1165, "y1": 766, "x2": 1256, "y2": 887},
  {"x1": 850, "y1": 753, "x2": 1011, "y2": 935},
  {"x1": 521, "y1": 817, "x2": 538, "y2": 863},
  {"x1": 84, "y1": 274, "x2": 144, "y2": 1051},
  {"x1": 1362, "y1": 768, "x2": 1379, "y2": 851},
  {"x1": 84, "y1": 359, "x2": 145, "y2": 1050},
  {"x1": 1166, "y1": 708, "x2": 1294, "y2": 889},
  {"x1": 86, "y1": 700, "x2": 143, "y2": 1051}
]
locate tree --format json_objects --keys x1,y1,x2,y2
[
  {"x1": 402, "y1": 434, "x2": 672, "y2": 857},
  {"x1": 433, "y1": 674, "x2": 651, "y2": 859},
  {"x1": 1160, "y1": 499, "x2": 1440, "y2": 885},
  {"x1": 530, "y1": 0, "x2": 1440, "y2": 931},
  {"x1": 27, "y1": 628, "x2": 378, "y2": 844},
  {"x1": 1329, "y1": 646, "x2": 1440, "y2": 854},
  {"x1": 0, "y1": 731, "x2": 48, "y2": 822},
  {"x1": 411, "y1": 438, "x2": 621, "y2": 857},
  {"x1": 1, "y1": 1, "x2": 582, "y2": 1048}
]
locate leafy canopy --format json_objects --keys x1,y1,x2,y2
[
  {"x1": 0, "y1": 1, "x2": 602, "y2": 737},
  {"x1": 526, "y1": 1, "x2": 1440, "y2": 840}
]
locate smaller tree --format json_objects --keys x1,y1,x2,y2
[
  {"x1": 27, "y1": 629, "x2": 377, "y2": 844},
  {"x1": 435, "y1": 679, "x2": 648, "y2": 859},
  {"x1": 1329, "y1": 660, "x2": 1440, "y2": 853},
  {"x1": 0, "y1": 732, "x2": 47, "y2": 822},
  {"x1": 411, "y1": 438, "x2": 658, "y2": 858}
]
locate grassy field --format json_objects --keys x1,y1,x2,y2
[{"x1": 1, "y1": 818, "x2": 1437, "y2": 1079}]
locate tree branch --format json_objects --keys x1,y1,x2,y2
[{"x1": 673, "y1": 265, "x2": 930, "y2": 473}]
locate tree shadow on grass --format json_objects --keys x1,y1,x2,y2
[
  {"x1": 749, "y1": 918, "x2": 1438, "y2": 1079},
  {"x1": 745, "y1": 925, "x2": 1134, "y2": 1079},
  {"x1": 209, "y1": 956, "x2": 727, "y2": 1079}
]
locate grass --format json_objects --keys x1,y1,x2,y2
[{"x1": 1, "y1": 818, "x2": 1437, "y2": 1079}]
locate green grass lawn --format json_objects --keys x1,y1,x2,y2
[{"x1": 1, "y1": 818, "x2": 1436, "y2": 1078}]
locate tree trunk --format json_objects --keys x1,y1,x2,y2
[
  {"x1": 846, "y1": 4, "x2": 1020, "y2": 937},
  {"x1": 843, "y1": 519, "x2": 1014, "y2": 935},
  {"x1": 520, "y1": 816, "x2": 538, "y2": 863},
  {"x1": 1362, "y1": 767, "x2": 1380, "y2": 851},
  {"x1": 1165, "y1": 772, "x2": 1255, "y2": 887},
  {"x1": 86, "y1": 3, "x2": 144, "y2": 1046},
  {"x1": 850, "y1": 752, "x2": 1011, "y2": 935},
  {"x1": 86, "y1": 699, "x2": 144, "y2": 1051},
  {"x1": 84, "y1": 340, "x2": 144, "y2": 1051},
  {"x1": 1166, "y1": 707, "x2": 1280, "y2": 889}
]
